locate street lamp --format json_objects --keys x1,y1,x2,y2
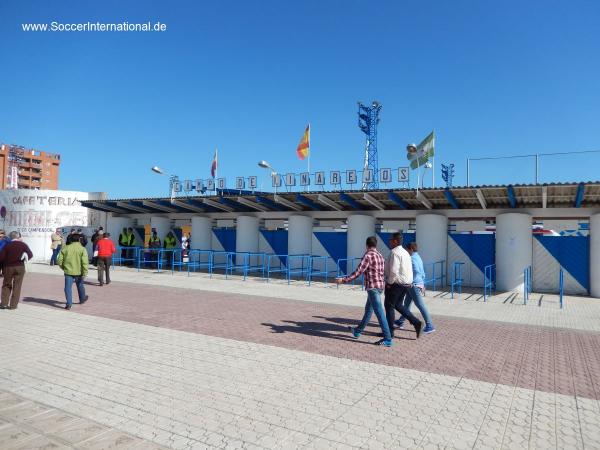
[
  {"x1": 151, "y1": 166, "x2": 178, "y2": 201},
  {"x1": 258, "y1": 160, "x2": 279, "y2": 193}
]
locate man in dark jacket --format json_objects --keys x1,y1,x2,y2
[{"x1": 0, "y1": 231, "x2": 33, "y2": 310}]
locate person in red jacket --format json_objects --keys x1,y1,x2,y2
[{"x1": 96, "y1": 231, "x2": 116, "y2": 286}]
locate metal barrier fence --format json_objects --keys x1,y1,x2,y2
[
  {"x1": 423, "y1": 260, "x2": 446, "y2": 290},
  {"x1": 187, "y1": 249, "x2": 214, "y2": 277},
  {"x1": 308, "y1": 256, "x2": 336, "y2": 286},
  {"x1": 266, "y1": 254, "x2": 288, "y2": 282},
  {"x1": 450, "y1": 261, "x2": 464, "y2": 299},
  {"x1": 335, "y1": 257, "x2": 364, "y2": 289},
  {"x1": 287, "y1": 254, "x2": 311, "y2": 285},
  {"x1": 483, "y1": 264, "x2": 496, "y2": 302},
  {"x1": 226, "y1": 252, "x2": 266, "y2": 281},
  {"x1": 523, "y1": 265, "x2": 532, "y2": 305},
  {"x1": 113, "y1": 246, "x2": 141, "y2": 267},
  {"x1": 559, "y1": 267, "x2": 564, "y2": 309}
]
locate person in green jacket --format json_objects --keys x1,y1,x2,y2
[{"x1": 58, "y1": 234, "x2": 89, "y2": 310}]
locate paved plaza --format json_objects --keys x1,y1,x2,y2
[{"x1": 0, "y1": 264, "x2": 599, "y2": 449}]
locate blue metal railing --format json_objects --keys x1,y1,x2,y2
[
  {"x1": 211, "y1": 251, "x2": 232, "y2": 277},
  {"x1": 308, "y1": 256, "x2": 336, "y2": 286},
  {"x1": 137, "y1": 248, "x2": 165, "y2": 272},
  {"x1": 559, "y1": 267, "x2": 564, "y2": 309},
  {"x1": 450, "y1": 261, "x2": 464, "y2": 299},
  {"x1": 266, "y1": 254, "x2": 288, "y2": 282},
  {"x1": 226, "y1": 252, "x2": 266, "y2": 281},
  {"x1": 423, "y1": 260, "x2": 446, "y2": 290},
  {"x1": 286, "y1": 254, "x2": 311, "y2": 285},
  {"x1": 335, "y1": 257, "x2": 364, "y2": 289},
  {"x1": 113, "y1": 246, "x2": 141, "y2": 267},
  {"x1": 523, "y1": 265, "x2": 532, "y2": 305},
  {"x1": 186, "y1": 249, "x2": 214, "y2": 277},
  {"x1": 483, "y1": 264, "x2": 496, "y2": 302}
]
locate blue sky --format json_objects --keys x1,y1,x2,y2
[{"x1": 1, "y1": 0, "x2": 599, "y2": 198}]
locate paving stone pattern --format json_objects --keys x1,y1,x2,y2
[
  {"x1": 19, "y1": 273, "x2": 600, "y2": 401},
  {"x1": 0, "y1": 271, "x2": 598, "y2": 449}
]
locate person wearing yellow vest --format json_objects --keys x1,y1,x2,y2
[
  {"x1": 146, "y1": 229, "x2": 161, "y2": 269},
  {"x1": 118, "y1": 227, "x2": 128, "y2": 261},
  {"x1": 163, "y1": 231, "x2": 177, "y2": 267}
]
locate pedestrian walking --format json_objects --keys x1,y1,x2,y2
[
  {"x1": 50, "y1": 228, "x2": 63, "y2": 266},
  {"x1": 0, "y1": 231, "x2": 33, "y2": 310},
  {"x1": 335, "y1": 236, "x2": 393, "y2": 347},
  {"x1": 96, "y1": 231, "x2": 116, "y2": 286},
  {"x1": 395, "y1": 242, "x2": 436, "y2": 334},
  {"x1": 91, "y1": 227, "x2": 103, "y2": 266},
  {"x1": 0, "y1": 229, "x2": 9, "y2": 277},
  {"x1": 57, "y1": 233, "x2": 89, "y2": 310},
  {"x1": 384, "y1": 233, "x2": 422, "y2": 339}
]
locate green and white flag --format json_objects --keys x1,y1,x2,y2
[{"x1": 407, "y1": 131, "x2": 435, "y2": 170}]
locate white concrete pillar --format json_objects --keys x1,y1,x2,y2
[
  {"x1": 496, "y1": 213, "x2": 532, "y2": 292},
  {"x1": 347, "y1": 215, "x2": 376, "y2": 261},
  {"x1": 191, "y1": 216, "x2": 212, "y2": 250},
  {"x1": 236, "y1": 216, "x2": 259, "y2": 253},
  {"x1": 150, "y1": 216, "x2": 171, "y2": 242},
  {"x1": 416, "y1": 214, "x2": 448, "y2": 265},
  {"x1": 590, "y1": 213, "x2": 600, "y2": 298},
  {"x1": 106, "y1": 216, "x2": 132, "y2": 244},
  {"x1": 288, "y1": 215, "x2": 313, "y2": 255}
]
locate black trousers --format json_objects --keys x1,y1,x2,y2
[{"x1": 384, "y1": 284, "x2": 421, "y2": 337}]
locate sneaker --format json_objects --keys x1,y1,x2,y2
[
  {"x1": 423, "y1": 324, "x2": 436, "y2": 334},
  {"x1": 80, "y1": 295, "x2": 89, "y2": 304},
  {"x1": 414, "y1": 321, "x2": 422, "y2": 339},
  {"x1": 65, "y1": 304, "x2": 72, "y2": 310},
  {"x1": 375, "y1": 339, "x2": 393, "y2": 347},
  {"x1": 347, "y1": 326, "x2": 361, "y2": 339},
  {"x1": 394, "y1": 319, "x2": 406, "y2": 330}
]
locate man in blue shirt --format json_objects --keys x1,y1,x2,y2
[{"x1": 396, "y1": 242, "x2": 436, "y2": 334}]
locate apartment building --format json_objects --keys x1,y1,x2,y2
[{"x1": 0, "y1": 143, "x2": 60, "y2": 190}]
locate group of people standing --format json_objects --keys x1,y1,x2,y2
[{"x1": 335, "y1": 232, "x2": 435, "y2": 347}]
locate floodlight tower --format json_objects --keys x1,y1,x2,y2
[{"x1": 358, "y1": 101, "x2": 382, "y2": 189}]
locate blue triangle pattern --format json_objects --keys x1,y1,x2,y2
[
  {"x1": 449, "y1": 234, "x2": 495, "y2": 273},
  {"x1": 213, "y1": 229, "x2": 236, "y2": 252},
  {"x1": 314, "y1": 232, "x2": 347, "y2": 271},
  {"x1": 535, "y1": 235, "x2": 589, "y2": 290}
]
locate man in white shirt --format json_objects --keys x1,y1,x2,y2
[{"x1": 384, "y1": 232, "x2": 422, "y2": 339}]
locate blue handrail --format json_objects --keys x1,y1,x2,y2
[
  {"x1": 523, "y1": 265, "x2": 532, "y2": 305},
  {"x1": 559, "y1": 267, "x2": 564, "y2": 309},
  {"x1": 423, "y1": 260, "x2": 446, "y2": 290},
  {"x1": 186, "y1": 249, "x2": 214, "y2": 277},
  {"x1": 483, "y1": 264, "x2": 496, "y2": 302},
  {"x1": 450, "y1": 261, "x2": 465, "y2": 299}
]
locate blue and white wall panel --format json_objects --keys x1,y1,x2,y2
[
  {"x1": 533, "y1": 235, "x2": 589, "y2": 295},
  {"x1": 447, "y1": 233, "x2": 495, "y2": 288},
  {"x1": 312, "y1": 230, "x2": 347, "y2": 274}
]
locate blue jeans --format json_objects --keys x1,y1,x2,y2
[
  {"x1": 401, "y1": 285, "x2": 433, "y2": 327},
  {"x1": 50, "y1": 246, "x2": 61, "y2": 265},
  {"x1": 64, "y1": 275, "x2": 86, "y2": 306},
  {"x1": 356, "y1": 288, "x2": 392, "y2": 341}
]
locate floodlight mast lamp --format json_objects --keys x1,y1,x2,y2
[
  {"x1": 258, "y1": 160, "x2": 279, "y2": 194},
  {"x1": 151, "y1": 166, "x2": 178, "y2": 200}
]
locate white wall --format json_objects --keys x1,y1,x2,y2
[{"x1": 0, "y1": 189, "x2": 106, "y2": 262}]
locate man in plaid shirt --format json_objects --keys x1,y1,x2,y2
[{"x1": 335, "y1": 236, "x2": 393, "y2": 347}]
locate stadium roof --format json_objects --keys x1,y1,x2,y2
[{"x1": 81, "y1": 182, "x2": 600, "y2": 215}]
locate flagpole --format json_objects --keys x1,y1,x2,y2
[{"x1": 307, "y1": 124, "x2": 311, "y2": 193}]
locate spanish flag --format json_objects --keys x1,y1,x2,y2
[{"x1": 296, "y1": 124, "x2": 310, "y2": 160}]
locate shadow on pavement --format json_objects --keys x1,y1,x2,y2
[{"x1": 22, "y1": 297, "x2": 65, "y2": 309}]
